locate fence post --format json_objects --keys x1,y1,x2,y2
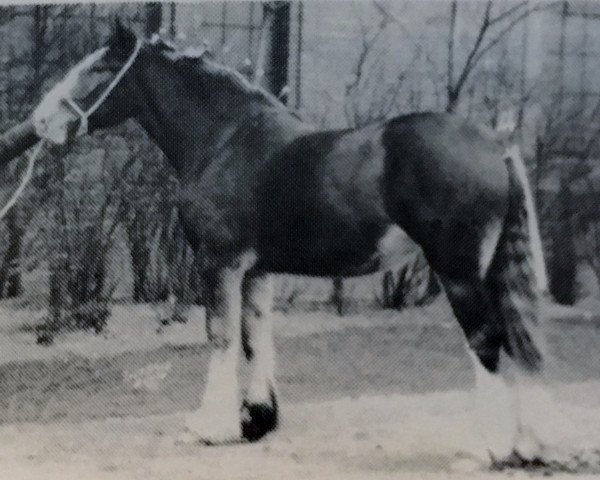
[
  {"x1": 145, "y1": 2, "x2": 162, "y2": 38},
  {"x1": 256, "y1": 1, "x2": 291, "y2": 102}
]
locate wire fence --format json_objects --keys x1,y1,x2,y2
[{"x1": 3, "y1": 2, "x2": 600, "y2": 316}]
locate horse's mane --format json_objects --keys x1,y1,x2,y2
[{"x1": 151, "y1": 38, "x2": 288, "y2": 112}]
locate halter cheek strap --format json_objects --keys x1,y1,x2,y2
[
  {"x1": 66, "y1": 40, "x2": 142, "y2": 137},
  {"x1": 1, "y1": 41, "x2": 142, "y2": 222},
  {"x1": 64, "y1": 96, "x2": 89, "y2": 137}
]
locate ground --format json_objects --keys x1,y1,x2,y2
[{"x1": 0, "y1": 298, "x2": 600, "y2": 479}]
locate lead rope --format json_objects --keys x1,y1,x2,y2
[
  {"x1": 0, "y1": 40, "x2": 142, "y2": 221},
  {"x1": 0, "y1": 139, "x2": 45, "y2": 221}
]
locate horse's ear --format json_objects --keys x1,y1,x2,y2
[{"x1": 109, "y1": 18, "x2": 137, "y2": 52}]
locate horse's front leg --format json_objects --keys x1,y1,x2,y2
[
  {"x1": 240, "y1": 273, "x2": 278, "y2": 442},
  {"x1": 183, "y1": 251, "x2": 257, "y2": 445}
]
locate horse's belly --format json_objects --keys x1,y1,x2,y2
[{"x1": 257, "y1": 224, "x2": 420, "y2": 277}]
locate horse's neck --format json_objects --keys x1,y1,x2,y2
[{"x1": 132, "y1": 62, "x2": 312, "y2": 175}]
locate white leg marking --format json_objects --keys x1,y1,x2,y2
[
  {"x1": 512, "y1": 369, "x2": 573, "y2": 458},
  {"x1": 185, "y1": 342, "x2": 242, "y2": 442},
  {"x1": 479, "y1": 219, "x2": 503, "y2": 279},
  {"x1": 468, "y1": 350, "x2": 517, "y2": 461},
  {"x1": 506, "y1": 145, "x2": 548, "y2": 292},
  {"x1": 244, "y1": 275, "x2": 276, "y2": 405},
  {"x1": 183, "y1": 251, "x2": 256, "y2": 444}
]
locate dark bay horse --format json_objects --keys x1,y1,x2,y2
[{"x1": 31, "y1": 21, "x2": 564, "y2": 464}]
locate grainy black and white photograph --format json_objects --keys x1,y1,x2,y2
[{"x1": 1, "y1": 0, "x2": 600, "y2": 478}]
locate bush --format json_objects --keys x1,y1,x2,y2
[{"x1": 36, "y1": 301, "x2": 111, "y2": 345}]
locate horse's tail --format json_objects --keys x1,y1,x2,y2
[{"x1": 485, "y1": 145, "x2": 548, "y2": 372}]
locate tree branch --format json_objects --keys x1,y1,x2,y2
[
  {"x1": 448, "y1": 1, "x2": 560, "y2": 112},
  {"x1": 488, "y1": 1, "x2": 527, "y2": 26},
  {"x1": 447, "y1": 1, "x2": 491, "y2": 110}
]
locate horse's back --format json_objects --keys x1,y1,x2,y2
[{"x1": 256, "y1": 112, "x2": 509, "y2": 278}]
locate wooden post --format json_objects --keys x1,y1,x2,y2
[
  {"x1": 330, "y1": 277, "x2": 344, "y2": 316},
  {"x1": 145, "y1": 2, "x2": 163, "y2": 38},
  {"x1": 255, "y1": 1, "x2": 291, "y2": 102},
  {"x1": 169, "y1": 3, "x2": 176, "y2": 39},
  {"x1": 446, "y1": 0, "x2": 457, "y2": 112},
  {"x1": 294, "y1": 2, "x2": 304, "y2": 109},
  {"x1": 556, "y1": 1, "x2": 568, "y2": 118}
]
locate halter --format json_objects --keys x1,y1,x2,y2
[
  {"x1": 0, "y1": 40, "x2": 142, "y2": 222},
  {"x1": 63, "y1": 40, "x2": 142, "y2": 137}
]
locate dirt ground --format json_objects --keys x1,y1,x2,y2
[{"x1": 1, "y1": 298, "x2": 600, "y2": 479}]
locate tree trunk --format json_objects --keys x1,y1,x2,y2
[
  {"x1": 48, "y1": 252, "x2": 68, "y2": 326},
  {"x1": 131, "y1": 238, "x2": 150, "y2": 303},
  {"x1": 256, "y1": 1, "x2": 291, "y2": 101},
  {"x1": 93, "y1": 248, "x2": 107, "y2": 300},
  {"x1": 169, "y1": 3, "x2": 177, "y2": 39},
  {"x1": 549, "y1": 179, "x2": 577, "y2": 305},
  {"x1": 145, "y1": 3, "x2": 163, "y2": 38},
  {"x1": 48, "y1": 158, "x2": 69, "y2": 328},
  {"x1": 446, "y1": 89, "x2": 459, "y2": 113},
  {"x1": 382, "y1": 270, "x2": 395, "y2": 309},
  {"x1": 0, "y1": 206, "x2": 23, "y2": 298},
  {"x1": 446, "y1": 0, "x2": 457, "y2": 113},
  {"x1": 330, "y1": 277, "x2": 344, "y2": 316}
]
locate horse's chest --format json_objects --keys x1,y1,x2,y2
[{"x1": 177, "y1": 168, "x2": 258, "y2": 250}]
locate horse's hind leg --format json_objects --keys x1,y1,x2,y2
[
  {"x1": 484, "y1": 252, "x2": 557, "y2": 463},
  {"x1": 182, "y1": 250, "x2": 257, "y2": 445},
  {"x1": 485, "y1": 195, "x2": 569, "y2": 460},
  {"x1": 479, "y1": 150, "x2": 568, "y2": 463},
  {"x1": 440, "y1": 275, "x2": 518, "y2": 461},
  {"x1": 240, "y1": 273, "x2": 278, "y2": 442}
]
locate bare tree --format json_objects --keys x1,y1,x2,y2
[
  {"x1": 445, "y1": 1, "x2": 557, "y2": 113},
  {"x1": 0, "y1": 5, "x2": 51, "y2": 299}
]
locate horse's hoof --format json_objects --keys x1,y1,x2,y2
[
  {"x1": 182, "y1": 411, "x2": 242, "y2": 446},
  {"x1": 241, "y1": 389, "x2": 278, "y2": 442}
]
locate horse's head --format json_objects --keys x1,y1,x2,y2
[{"x1": 33, "y1": 20, "x2": 141, "y2": 144}]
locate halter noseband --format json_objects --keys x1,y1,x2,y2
[{"x1": 64, "y1": 40, "x2": 142, "y2": 137}]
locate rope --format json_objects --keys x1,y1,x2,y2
[
  {"x1": 0, "y1": 139, "x2": 45, "y2": 221},
  {"x1": 0, "y1": 40, "x2": 140, "y2": 221},
  {"x1": 0, "y1": 38, "x2": 140, "y2": 221}
]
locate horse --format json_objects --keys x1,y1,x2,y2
[{"x1": 31, "y1": 20, "x2": 565, "y2": 465}]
